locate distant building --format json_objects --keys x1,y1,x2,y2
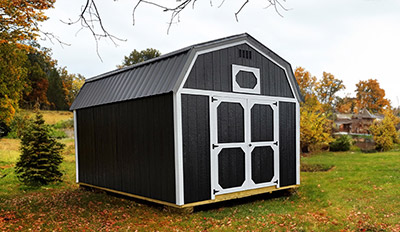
[{"x1": 335, "y1": 109, "x2": 384, "y2": 135}]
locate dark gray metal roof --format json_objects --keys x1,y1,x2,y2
[{"x1": 70, "y1": 33, "x2": 303, "y2": 110}]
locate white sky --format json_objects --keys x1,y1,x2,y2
[{"x1": 39, "y1": 0, "x2": 400, "y2": 107}]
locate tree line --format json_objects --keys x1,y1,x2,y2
[
  {"x1": 0, "y1": 1, "x2": 84, "y2": 131},
  {"x1": 295, "y1": 67, "x2": 399, "y2": 152}
]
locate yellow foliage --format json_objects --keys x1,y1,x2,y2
[
  {"x1": 370, "y1": 110, "x2": 400, "y2": 151},
  {"x1": 300, "y1": 106, "x2": 333, "y2": 152}
]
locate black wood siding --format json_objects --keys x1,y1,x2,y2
[
  {"x1": 184, "y1": 44, "x2": 294, "y2": 98},
  {"x1": 279, "y1": 102, "x2": 297, "y2": 187},
  {"x1": 181, "y1": 94, "x2": 211, "y2": 204},
  {"x1": 77, "y1": 93, "x2": 176, "y2": 203}
]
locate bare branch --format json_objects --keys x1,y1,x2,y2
[
  {"x1": 235, "y1": 0, "x2": 249, "y2": 22},
  {"x1": 61, "y1": 0, "x2": 126, "y2": 61}
]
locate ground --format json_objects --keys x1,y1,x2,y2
[{"x1": 1, "y1": 111, "x2": 400, "y2": 231}]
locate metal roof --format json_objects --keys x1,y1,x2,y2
[{"x1": 70, "y1": 33, "x2": 303, "y2": 110}]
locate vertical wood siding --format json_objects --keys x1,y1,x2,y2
[
  {"x1": 279, "y1": 102, "x2": 297, "y2": 186},
  {"x1": 184, "y1": 44, "x2": 294, "y2": 98},
  {"x1": 181, "y1": 94, "x2": 211, "y2": 203},
  {"x1": 77, "y1": 93, "x2": 176, "y2": 203}
]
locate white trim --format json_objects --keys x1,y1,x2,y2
[
  {"x1": 73, "y1": 110, "x2": 79, "y2": 183},
  {"x1": 175, "y1": 39, "x2": 299, "y2": 102},
  {"x1": 232, "y1": 64, "x2": 261, "y2": 94},
  {"x1": 210, "y1": 96, "x2": 279, "y2": 197},
  {"x1": 296, "y1": 102, "x2": 301, "y2": 185},
  {"x1": 180, "y1": 88, "x2": 297, "y2": 103},
  {"x1": 173, "y1": 92, "x2": 185, "y2": 205}
]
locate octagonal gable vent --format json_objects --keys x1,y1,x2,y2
[{"x1": 232, "y1": 64, "x2": 260, "y2": 94}]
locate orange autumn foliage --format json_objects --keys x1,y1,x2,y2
[
  {"x1": 355, "y1": 79, "x2": 390, "y2": 114},
  {"x1": 0, "y1": 0, "x2": 55, "y2": 45}
]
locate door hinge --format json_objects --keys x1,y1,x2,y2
[
  {"x1": 212, "y1": 144, "x2": 219, "y2": 149},
  {"x1": 211, "y1": 97, "x2": 218, "y2": 102},
  {"x1": 274, "y1": 141, "x2": 278, "y2": 146},
  {"x1": 213, "y1": 189, "x2": 220, "y2": 195}
]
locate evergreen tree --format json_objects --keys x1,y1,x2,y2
[{"x1": 15, "y1": 111, "x2": 65, "y2": 186}]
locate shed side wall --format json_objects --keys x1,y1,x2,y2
[
  {"x1": 181, "y1": 94, "x2": 211, "y2": 203},
  {"x1": 184, "y1": 44, "x2": 294, "y2": 98},
  {"x1": 77, "y1": 93, "x2": 176, "y2": 203},
  {"x1": 279, "y1": 101, "x2": 297, "y2": 186}
]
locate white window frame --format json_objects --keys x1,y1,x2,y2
[{"x1": 232, "y1": 64, "x2": 261, "y2": 94}]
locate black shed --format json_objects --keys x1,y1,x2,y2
[{"x1": 71, "y1": 33, "x2": 302, "y2": 208}]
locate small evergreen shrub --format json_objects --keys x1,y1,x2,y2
[
  {"x1": 329, "y1": 135, "x2": 352, "y2": 151},
  {"x1": 15, "y1": 111, "x2": 65, "y2": 186}
]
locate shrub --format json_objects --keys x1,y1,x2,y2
[
  {"x1": 49, "y1": 128, "x2": 67, "y2": 139},
  {"x1": 6, "y1": 113, "x2": 33, "y2": 139},
  {"x1": 330, "y1": 135, "x2": 352, "y2": 151},
  {"x1": 52, "y1": 118, "x2": 73, "y2": 129},
  {"x1": 15, "y1": 111, "x2": 65, "y2": 186},
  {"x1": 370, "y1": 111, "x2": 400, "y2": 152}
]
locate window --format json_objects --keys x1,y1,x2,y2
[{"x1": 232, "y1": 64, "x2": 261, "y2": 94}]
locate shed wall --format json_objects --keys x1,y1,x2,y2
[
  {"x1": 77, "y1": 93, "x2": 176, "y2": 203},
  {"x1": 184, "y1": 43, "x2": 294, "y2": 98},
  {"x1": 181, "y1": 94, "x2": 211, "y2": 203},
  {"x1": 279, "y1": 101, "x2": 297, "y2": 187}
]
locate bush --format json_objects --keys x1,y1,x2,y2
[
  {"x1": 370, "y1": 111, "x2": 400, "y2": 152},
  {"x1": 49, "y1": 128, "x2": 67, "y2": 139},
  {"x1": 330, "y1": 135, "x2": 352, "y2": 151},
  {"x1": 52, "y1": 118, "x2": 73, "y2": 129},
  {"x1": 6, "y1": 113, "x2": 33, "y2": 139},
  {"x1": 15, "y1": 111, "x2": 65, "y2": 186}
]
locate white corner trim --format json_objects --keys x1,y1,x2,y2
[
  {"x1": 296, "y1": 102, "x2": 300, "y2": 185},
  {"x1": 232, "y1": 64, "x2": 261, "y2": 94},
  {"x1": 173, "y1": 92, "x2": 185, "y2": 205},
  {"x1": 73, "y1": 110, "x2": 79, "y2": 183}
]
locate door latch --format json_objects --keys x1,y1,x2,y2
[{"x1": 212, "y1": 144, "x2": 219, "y2": 149}]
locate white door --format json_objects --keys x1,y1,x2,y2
[{"x1": 210, "y1": 96, "x2": 279, "y2": 199}]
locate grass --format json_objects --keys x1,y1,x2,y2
[
  {"x1": 21, "y1": 110, "x2": 73, "y2": 125},
  {"x1": 1, "y1": 111, "x2": 400, "y2": 230}
]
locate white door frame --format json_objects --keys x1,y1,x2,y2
[{"x1": 210, "y1": 95, "x2": 279, "y2": 199}]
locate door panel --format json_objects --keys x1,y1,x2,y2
[
  {"x1": 251, "y1": 146, "x2": 274, "y2": 184},
  {"x1": 251, "y1": 104, "x2": 274, "y2": 142},
  {"x1": 217, "y1": 102, "x2": 245, "y2": 143},
  {"x1": 218, "y1": 148, "x2": 246, "y2": 189}
]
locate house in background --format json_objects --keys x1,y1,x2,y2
[{"x1": 335, "y1": 109, "x2": 384, "y2": 135}]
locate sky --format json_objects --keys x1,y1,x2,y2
[{"x1": 39, "y1": 0, "x2": 400, "y2": 107}]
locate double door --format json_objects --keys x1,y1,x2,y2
[{"x1": 210, "y1": 96, "x2": 279, "y2": 198}]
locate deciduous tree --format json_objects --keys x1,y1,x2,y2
[
  {"x1": 0, "y1": 43, "x2": 27, "y2": 124},
  {"x1": 314, "y1": 72, "x2": 345, "y2": 114},
  {"x1": 117, "y1": 48, "x2": 161, "y2": 68},
  {"x1": 355, "y1": 79, "x2": 390, "y2": 113},
  {"x1": 0, "y1": 0, "x2": 55, "y2": 46},
  {"x1": 370, "y1": 110, "x2": 400, "y2": 151}
]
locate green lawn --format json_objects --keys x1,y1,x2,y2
[{"x1": 1, "y1": 135, "x2": 400, "y2": 230}]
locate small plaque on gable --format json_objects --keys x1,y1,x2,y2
[{"x1": 232, "y1": 64, "x2": 260, "y2": 94}]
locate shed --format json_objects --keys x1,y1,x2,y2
[{"x1": 70, "y1": 33, "x2": 303, "y2": 208}]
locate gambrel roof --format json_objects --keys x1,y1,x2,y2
[{"x1": 70, "y1": 33, "x2": 303, "y2": 110}]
